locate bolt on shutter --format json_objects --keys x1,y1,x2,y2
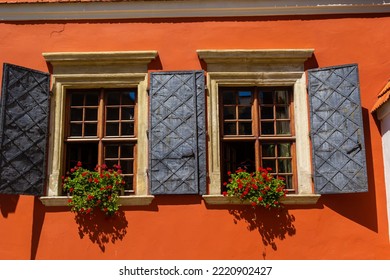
[
  {"x1": 0, "y1": 63, "x2": 50, "y2": 196},
  {"x1": 308, "y1": 64, "x2": 368, "y2": 194},
  {"x1": 149, "y1": 71, "x2": 206, "y2": 195}
]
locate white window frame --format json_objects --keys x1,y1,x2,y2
[
  {"x1": 40, "y1": 51, "x2": 157, "y2": 206},
  {"x1": 197, "y1": 49, "x2": 320, "y2": 205}
]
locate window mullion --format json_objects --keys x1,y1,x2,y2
[{"x1": 98, "y1": 88, "x2": 105, "y2": 168}]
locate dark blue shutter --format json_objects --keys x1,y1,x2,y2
[
  {"x1": 308, "y1": 64, "x2": 368, "y2": 194},
  {"x1": 149, "y1": 71, "x2": 206, "y2": 195},
  {"x1": 0, "y1": 63, "x2": 50, "y2": 196}
]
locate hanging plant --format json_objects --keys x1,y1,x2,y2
[
  {"x1": 62, "y1": 162, "x2": 125, "y2": 216},
  {"x1": 223, "y1": 167, "x2": 288, "y2": 208}
]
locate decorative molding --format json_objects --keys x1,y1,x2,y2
[
  {"x1": 1, "y1": 1, "x2": 390, "y2": 21},
  {"x1": 202, "y1": 194, "x2": 321, "y2": 205},
  {"x1": 40, "y1": 195, "x2": 155, "y2": 207}
]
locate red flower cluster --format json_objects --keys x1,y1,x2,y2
[
  {"x1": 223, "y1": 167, "x2": 287, "y2": 209},
  {"x1": 62, "y1": 162, "x2": 125, "y2": 216}
]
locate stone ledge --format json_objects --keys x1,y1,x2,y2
[
  {"x1": 202, "y1": 194, "x2": 321, "y2": 205},
  {"x1": 40, "y1": 195, "x2": 155, "y2": 207}
]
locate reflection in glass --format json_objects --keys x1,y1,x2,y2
[
  {"x1": 278, "y1": 159, "x2": 292, "y2": 173},
  {"x1": 122, "y1": 91, "x2": 136, "y2": 105},
  {"x1": 276, "y1": 106, "x2": 289, "y2": 119},
  {"x1": 122, "y1": 108, "x2": 134, "y2": 120},
  {"x1": 275, "y1": 90, "x2": 288, "y2": 104},
  {"x1": 276, "y1": 121, "x2": 290, "y2": 134},
  {"x1": 238, "y1": 91, "x2": 252, "y2": 106},
  {"x1": 262, "y1": 144, "x2": 275, "y2": 157},
  {"x1": 239, "y1": 122, "x2": 252, "y2": 135},
  {"x1": 278, "y1": 143, "x2": 291, "y2": 157}
]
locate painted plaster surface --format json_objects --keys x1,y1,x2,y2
[{"x1": 0, "y1": 14, "x2": 390, "y2": 259}]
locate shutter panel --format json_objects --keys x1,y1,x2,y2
[
  {"x1": 308, "y1": 64, "x2": 368, "y2": 194},
  {"x1": 0, "y1": 63, "x2": 50, "y2": 196},
  {"x1": 149, "y1": 71, "x2": 206, "y2": 195}
]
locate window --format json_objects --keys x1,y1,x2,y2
[
  {"x1": 65, "y1": 88, "x2": 137, "y2": 194},
  {"x1": 197, "y1": 49, "x2": 320, "y2": 205},
  {"x1": 220, "y1": 87, "x2": 296, "y2": 192},
  {"x1": 40, "y1": 51, "x2": 157, "y2": 206}
]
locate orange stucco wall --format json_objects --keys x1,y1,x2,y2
[{"x1": 1, "y1": 14, "x2": 390, "y2": 259}]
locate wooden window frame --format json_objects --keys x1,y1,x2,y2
[
  {"x1": 197, "y1": 49, "x2": 320, "y2": 205},
  {"x1": 40, "y1": 51, "x2": 157, "y2": 207},
  {"x1": 64, "y1": 88, "x2": 137, "y2": 195},
  {"x1": 219, "y1": 86, "x2": 297, "y2": 192}
]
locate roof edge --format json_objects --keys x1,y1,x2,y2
[{"x1": 1, "y1": 0, "x2": 390, "y2": 21}]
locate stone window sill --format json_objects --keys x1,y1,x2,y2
[
  {"x1": 202, "y1": 194, "x2": 321, "y2": 205},
  {"x1": 40, "y1": 195, "x2": 155, "y2": 207}
]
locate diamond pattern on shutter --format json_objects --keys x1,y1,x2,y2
[
  {"x1": 308, "y1": 64, "x2": 368, "y2": 194},
  {"x1": 149, "y1": 71, "x2": 206, "y2": 195},
  {"x1": 0, "y1": 63, "x2": 50, "y2": 196}
]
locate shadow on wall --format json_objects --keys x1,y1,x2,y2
[
  {"x1": 74, "y1": 210, "x2": 129, "y2": 253},
  {"x1": 228, "y1": 206, "x2": 296, "y2": 258},
  {"x1": 0, "y1": 194, "x2": 19, "y2": 217}
]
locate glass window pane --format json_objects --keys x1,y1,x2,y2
[
  {"x1": 105, "y1": 145, "x2": 119, "y2": 158},
  {"x1": 122, "y1": 91, "x2": 136, "y2": 105},
  {"x1": 238, "y1": 107, "x2": 251, "y2": 119},
  {"x1": 105, "y1": 160, "x2": 118, "y2": 169},
  {"x1": 70, "y1": 123, "x2": 82, "y2": 136},
  {"x1": 278, "y1": 159, "x2": 292, "y2": 173},
  {"x1": 84, "y1": 123, "x2": 97, "y2": 136},
  {"x1": 261, "y1": 107, "x2": 273, "y2": 119},
  {"x1": 71, "y1": 94, "x2": 84, "y2": 106},
  {"x1": 107, "y1": 94, "x2": 120, "y2": 105},
  {"x1": 224, "y1": 123, "x2": 236, "y2": 135},
  {"x1": 260, "y1": 91, "x2": 273, "y2": 104},
  {"x1": 123, "y1": 175, "x2": 134, "y2": 191},
  {"x1": 223, "y1": 141, "x2": 255, "y2": 174},
  {"x1": 70, "y1": 108, "x2": 82, "y2": 121},
  {"x1": 121, "y1": 144, "x2": 134, "y2": 158},
  {"x1": 106, "y1": 123, "x2": 119, "y2": 136},
  {"x1": 85, "y1": 108, "x2": 98, "y2": 121},
  {"x1": 121, "y1": 123, "x2": 134, "y2": 136},
  {"x1": 223, "y1": 107, "x2": 236, "y2": 119},
  {"x1": 120, "y1": 160, "x2": 134, "y2": 175},
  {"x1": 261, "y1": 122, "x2": 274, "y2": 135},
  {"x1": 122, "y1": 108, "x2": 134, "y2": 120},
  {"x1": 275, "y1": 90, "x2": 288, "y2": 104},
  {"x1": 262, "y1": 144, "x2": 275, "y2": 157},
  {"x1": 276, "y1": 121, "x2": 290, "y2": 134},
  {"x1": 85, "y1": 94, "x2": 99, "y2": 106},
  {"x1": 238, "y1": 91, "x2": 252, "y2": 106},
  {"x1": 284, "y1": 175, "x2": 293, "y2": 190},
  {"x1": 223, "y1": 91, "x2": 236, "y2": 105},
  {"x1": 278, "y1": 143, "x2": 291, "y2": 157},
  {"x1": 67, "y1": 142, "x2": 98, "y2": 171},
  {"x1": 262, "y1": 159, "x2": 276, "y2": 172},
  {"x1": 239, "y1": 122, "x2": 252, "y2": 135},
  {"x1": 276, "y1": 106, "x2": 289, "y2": 119},
  {"x1": 106, "y1": 108, "x2": 119, "y2": 120}
]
